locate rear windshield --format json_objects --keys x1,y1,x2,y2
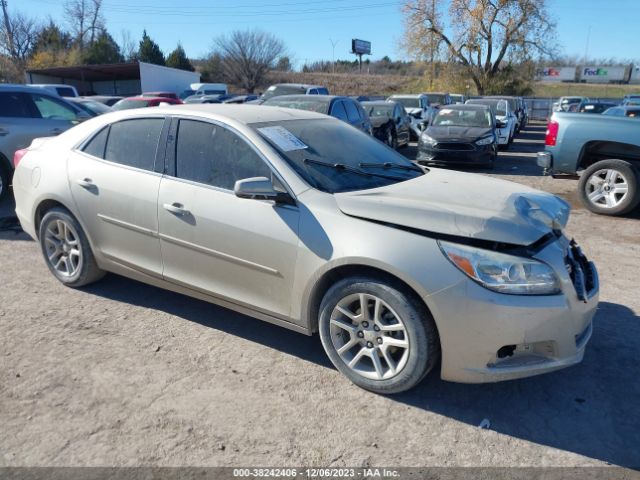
[
  {"x1": 363, "y1": 104, "x2": 394, "y2": 117},
  {"x1": 263, "y1": 97, "x2": 329, "y2": 113},
  {"x1": 262, "y1": 85, "x2": 307, "y2": 100},
  {"x1": 425, "y1": 94, "x2": 446, "y2": 104},
  {"x1": 466, "y1": 99, "x2": 507, "y2": 116},
  {"x1": 391, "y1": 97, "x2": 419, "y2": 109},
  {"x1": 112, "y1": 99, "x2": 152, "y2": 110}
]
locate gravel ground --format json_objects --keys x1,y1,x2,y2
[{"x1": 0, "y1": 122, "x2": 639, "y2": 468}]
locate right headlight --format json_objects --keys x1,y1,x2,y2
[
  {"x1": 475, "y1": 135, "x2": 494, "y2": 146},
  {"x1": 438, "y1": 241, "x2": 560, "y2": 295}
]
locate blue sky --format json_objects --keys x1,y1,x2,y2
[{"x1": 17, "y1": 0, "x2": 640, "y2": 66}]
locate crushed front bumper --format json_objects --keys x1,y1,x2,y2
[{"x1": 428, "y1": 237, "x2": 599, "y2": 383}]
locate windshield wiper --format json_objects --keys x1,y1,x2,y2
[
  {"x1": 303, "y1": 158, "x2": 406, "y2": 181},
  {"x1": 359, "y1": 161, "x2": 424, "y2": 174}
]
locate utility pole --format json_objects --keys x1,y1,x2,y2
[
  {"x1": 1, "y1": 0, "x2": 16, "y2": 59},
  {"x1": 583, "y1": 25, "x2": 592, "y2": 66},
  {"x1": 429, "y1": 0, "x2": 436, "y2": 89},
  {"x1": 330, "y1": 38, "x2": 339, "y2": 74}
]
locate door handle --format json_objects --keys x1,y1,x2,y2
[
  {"x1": 163, "y1": 202, "x2": 189, "y2": 215},
  {"x1": 0, "y1": 127, "x2": 8, "y2": 137},
  {"x1": 76, "y1": 178, "x2": 94, "y2": 189}
]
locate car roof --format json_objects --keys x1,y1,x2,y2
[
  {"x1": 388, "y1": 94, "x2": 423, "y2": 98},
  {"x1": 361, "y1": 101, "x2": 395, "y2": 106},
  {"x1": 105, "y1": 104, "x2": 330, "y2": 124},
  {"x1": 423, "y1": 91, "x2": 449, "y2": 95},
  {"x1": 272, "y1": 83, "x2": 324, "y2": 89},
  {"x1": 440, "y1": 104, "x2": 490, "y2": 110},
  {"x1": 120, "y1": 96, "x2": 168, "y2": 101},
  {"x1": 0, "y1": 84, "x2": 62, "y2": 93}
]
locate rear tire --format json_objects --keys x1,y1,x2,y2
[
  {"x1": 38, "y1": 207, "x2": 105, "y2": 287},
  {"x1": 578, "y1": 159, "x2": 640, "y2": 216},
  {"x1": 318, "y1": 275, "x2": 440, "y2": 394}
]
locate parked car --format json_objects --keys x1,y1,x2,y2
[
  {"x1": 112, "y1": 96, "x2": 182, "y2": 110},
  {"x1": 417, "y1": 104, "x2": 497, "y2": 168},
  {"x1": 0, "y1": 84, "x2": 90, "y2": 199},
  {"x1": 66, "y1": 97, "x2": 114, "y2": 116},
  {"x1": 141, "y1": 92, "x2": 180, "y2": 100},
  {"x1": 578, "y1": 101, "x2": 619, "y2": 114},
  {"x1": 256, "y1": 83, "x2": 329, "y2": 104},
  {"x1": 262, "y1": 95, "x2": 372, "y2": 135},
  {"x1": 84, "y1": 95, "x2": 123, "y2": 107},
  {"x1": 423, "y1": 92, "x2": 452, "y2": 108},
  {"x1": 465, "y1": 98, "x2": 516, "y2": 148},
  {"x1": 386, "y1": 94, "x2": 433, "y2": 140},
  {"x1": 517, "y1": 97, "x2": 529, "y2": 128},
  {"x1": 179, "y1": 89, "x2": 195, "y2": 100},
  {"x1": 553, "y1": 96, "x2": 588, "y2": 112},
  {"x1": 360, "y1": 101, "x2": 411, "y2": 149},
  {"x1": 484, "y1": 96, "x2": 525, "y2": 132},
  {"x1": 449, "y1": 94, "x2": 467, "y2": 105},
  {"x1": 223, "y1": 95, "x2": 259, "y2": 104},
  {"x1": 184, "y1": 94, "x2": 223, "y2": 104},
  {"x1": 602, "y1": 105, "x2": 640, "y2": 118},
  {"x1": 190, "y1": 83, "x2": 228, "y2": 96},
  {"x1": 29, "y1": 84, "x2": 80, "y2": 98},
  {"x1": 13, "y1": 104, "x2": 598, "y2": 393},
  {"x1": 537, "y1": 111, "x2": 640, "y2": 215}
]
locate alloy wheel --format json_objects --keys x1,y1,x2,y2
[
  {"x1": 44, "y1": 218, "x2": 82, "y2": 277},
  {"x1": 585, "y1": 168, "x2": 629, "y2": 209},
  {"x1": 329, "y1": 293, "x2": 410, "y2": 380}
]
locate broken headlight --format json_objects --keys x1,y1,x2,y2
[{"x1": 438, "y1": 241, "x2": 560, "y2": 295}]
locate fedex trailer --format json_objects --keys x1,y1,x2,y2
[
  {"x1": 579, "y1": 66, "x2": 628, "y2": 84},
  {"x1": 537, "y1": 66, "x2": 576, "y2": 82}
]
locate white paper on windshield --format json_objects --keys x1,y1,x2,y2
[
  {"x1": 439, "y1": 108, "x2": 453, "y2": 114},
  {"x1": 258, "y1": 126, "x2": 308, "y2": 152}
]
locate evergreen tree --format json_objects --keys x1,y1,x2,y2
[
  {"x1": 83, "y1": 30, "x2": 123, "y2": 64},
  {"x1": 166, "y1": 44, "x2": 194, "y2": 71},
  {"x1": 137, "y1": 30, "x2": 164, "y2": 65}
]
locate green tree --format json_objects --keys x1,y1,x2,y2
[
  {"x1": 83, "y1": 30, "x2": 123, "y2": 64},
  {"x1": 137, "y1": 29, "x2": 164, "y2": 65},
  {"x1": 200, "y1": 52, "x2": 224, "y2": 82},
  {"x1": 31, "y1": 20, "x2": 72, "y2": 56},
  {"x1": 275, "y1": 55, "x2": 292, "y2": 71},
  {"x1": 166, "y1": 43, "x2": 194, "y2": 71}
]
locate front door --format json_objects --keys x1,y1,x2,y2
[
  {"x1": 67, "y1": 117, "x2": 167, "y2": 276},
  {"x1": 157, "y1": 118, "x2": 300, "y2": 318}
]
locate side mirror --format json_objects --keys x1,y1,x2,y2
[{"x1": 234, "y1": 177, "x2": 294, "y2": 205}]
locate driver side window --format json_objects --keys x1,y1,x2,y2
[{"x1": 175, "y1": 119, "x2": 272, "y2": 190}]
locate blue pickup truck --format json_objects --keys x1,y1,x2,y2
[{"x1": 537, "y1": 112, "x2": 640, "y2": 215}]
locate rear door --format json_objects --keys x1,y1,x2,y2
[
  {"x1": 67, "y1": 117, "x2": 168, "y2": 276},
  {"x1": 344, "y1": 99, "x2": 368, "y2": 133},
  {"x1": 157, "y1": 117, "x2": 300, "y2": 318}
]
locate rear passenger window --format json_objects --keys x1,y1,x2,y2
[
  {"x1": 0, "y1": 92, "x2": 33, "y2": 118},
  {"x1": 104, "y1": 118, "x2": 164, "y2": 171},
  {"x1": 82, "y1": 127, "x2": 109, "y2": 158},
  {"x1": 344, "y1": 100, "x2": 361, "y2": 122},
  {"x1": 175, "y1": 119, "x2": 271, "y2": 190},
  {"x1": 330, "y1": 101, "x2": 349, "y2": 121},
  {"x1": 30, "y1": 94, "x2": 77, "y2": 121}
]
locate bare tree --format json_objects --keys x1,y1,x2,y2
[
  {"x1": 119, "y1": 29, "x2": 137, "y2": 61},
  {"x1": 0, "y1": 3, "x2": 39, "y2": 80},
  {"x1": 64, "y1": 0, "x2": 103, "y2": 52},
  {"x1": 215, "y1": 29, "x2": 285, "y2": 93},
  {"x1": 401, "y1": 0, "x2": 556, "y2": 94}
]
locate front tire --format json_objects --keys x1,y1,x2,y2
[
  {"x1": 578, "y1": 159, "x2": 640, "y2": 215},
  {"x1": 38, "y1": 207, "x2": 105, "y2": 287},
  {"x1": 319, "y1": 276, "x2": 440, "y2": 394}
]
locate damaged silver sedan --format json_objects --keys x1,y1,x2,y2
[{"x1": 13, "y1": 105, "x2": 598, "y2": 394}]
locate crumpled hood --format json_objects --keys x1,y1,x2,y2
[
  {"x1": 370, "y1": 116, "x2": 391, "y2": 129},
  {"x1": 405, "y1": 107, "x2": 422, "y2": 116},
  {"x1": 426, "y1": 125, "x2": 492, "y2": 142},
  {"x1": 335, "y1": 169, "x2": 570, "y2": 246}
]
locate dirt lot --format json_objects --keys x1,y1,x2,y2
[{"x1": 1, "y1": 123, "x2": 639, "y2": 468}]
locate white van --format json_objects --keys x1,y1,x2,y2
[
  {"x1": 190, "y1": 83, "x2": 228, "y2": 96},
  {"x1": 29, "y1": 84, "x2": 80, "y2": 98}
]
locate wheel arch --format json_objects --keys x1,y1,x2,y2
[
  {"x1": 578, "y1": 141, "x2": 640, "y2": 170},
  {"x1": 304, "y1": 263, "x2": 438, "y2": 337}
]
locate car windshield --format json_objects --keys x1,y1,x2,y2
[
  {"x1": 80, "y1": 100, "x2": 112, "y2": 114},
  {"x1": 425, "y1": 94, "x2": 446, "y2": 104},
  {"x1": 450, "y1": 95, "x2": 463, "y2": 103},
  {"x1": 252, "y1": 118, "x2": 424, "y2": 193},
  {"x1": 363, "y1": 104, "x2": 394, "y2": 117},
  {"x1": 391, "y1": 97, "x2": 419, "y2": 109},
  {"x1": 262, "y1": 85, "x2": 307, "y2": 100},
  {"x1": 112, "y1": 99, "x2": 152, "y2": 110},
  {"x1": 466, "y1": 99, "x2": 507, "y2": 116},
  {"x1": 263, "y1": 97, "x2": 329, "y2": 114},
  {"x1": 432, "y1": 108, "x2": 491, "y2": 127}
]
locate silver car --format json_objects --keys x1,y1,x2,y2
[{"x1": 13, "y1": 105, "x2": 599, "y2": 394}]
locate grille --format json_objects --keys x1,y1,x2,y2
[
  {"x1": 434, "y1": 142, "x2": 474, "y2": 151},
  {"x1": 565, "y1": 239, "x2": 597, "y2": 302}
]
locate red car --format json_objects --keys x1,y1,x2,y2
[
  {"x1": 141, "y1": 91, "x2": 180, "y2": 100},
  {"x1": 112, "y1": 96, "x2": 182, "y2": 111}
]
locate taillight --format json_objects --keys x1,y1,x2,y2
[
  {"x1": 545, "y1": 120, "x2": 559, "y2": 146},
  {"x1": 13, "y1": 149, "x2": 28, "y2": 168}
]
